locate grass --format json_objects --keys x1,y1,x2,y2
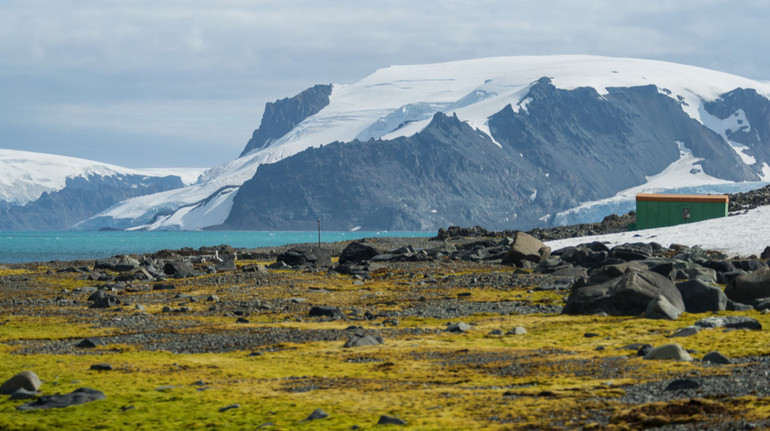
[{"x1": 2, "y1": 262, "x2": 770, "y2": 430}]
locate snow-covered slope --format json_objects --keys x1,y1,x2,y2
[
  {"x1": 0, "y1": 148, "x2": 204, "y2": 206},
  {"x1": 80, "y1": 55, "x2": 770, "y2": 231},
  {"x1": 545, "y1": 205, "x2": 770, "y2": 257}
]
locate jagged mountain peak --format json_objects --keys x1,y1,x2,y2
[{"x1": 76, "y1": 55, "x2": 770, "y2": 231}]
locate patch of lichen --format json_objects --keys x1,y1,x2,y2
[{"x1": 5, "y1": 260, "x2": 770, "y2": 429}]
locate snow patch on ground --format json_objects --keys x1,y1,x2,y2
[{"x1": 546, "y1": 205, "x2": 770, "y2": 258}]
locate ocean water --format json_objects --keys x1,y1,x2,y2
[{"x1": 0, "y1": 231, "x2": 431, "y2": 263}]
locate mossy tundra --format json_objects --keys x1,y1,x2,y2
[{"x1": 1, "y1": 242, "x2": 770, "y2": 430}]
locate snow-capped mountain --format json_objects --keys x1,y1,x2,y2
[
  {"x1": 77, "y1": 55, "x2": 770, "y2": 231},
  {"x1": 0, "y1": 149, "x2": 204, "y2": 230}
]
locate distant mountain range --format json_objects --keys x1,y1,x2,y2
[
  {"x1": 0, "y1": 149, "x2": 203, "y2": 230},
  {"x1": 7, "y1": 55, "x2": 770, "y2": 231}
]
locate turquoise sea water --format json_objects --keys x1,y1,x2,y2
[{"x1": 0, "y1": 231, "x2": 430, "y2": 263}]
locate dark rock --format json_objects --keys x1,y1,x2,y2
[
  {"x1": 446, "y1": 322, "x2": 472, "y2": 333},
  {"x1": 665, "y1": 379, "x2": 700, "y2": 391},
  {"x1": 762, "y1": 247, "x2": 770, "y2": 259},
  {"x1": 344, "y1": 334, "x2": 384, "y2": 348},
  {"x1": 75, "y1": 338, "x2": 100, "y2": 348},
  {"x1": 301, "y1": 408, "x2": 329, "y2": 421},
  {"x1": 377, "y1": 415, "x2": 406, "y2": 425},
  {"x1": 563, "y1": 270, "x2": 684, "y2": 318},
  {"x1": 339, "y1": 242, "x2": 379, "y2": 264},
  {"x1": 153, "y1": 283, "x2": 176, "y2": 291},
  {"x1": 648, "y1": 261, "x2": 676, "y2": 280},
  {"x1": 636, "y1": 344, "x2": 653, "y2": 356},
  {"x1": 114, "y1": 255, "x2": 141, "y2": 272},
  {"x1": 609, "y1": 243, "x2": 653, "y2": 261},
  {"x1": 676, "y1": 279, "x2": 727, "y2": 313},
  {"x1": 89, "y1": 363, "x2": 113, "y2": 371},
  {"x1": 702, "y1": 260, "x2": 735, "y2": 274},
  {"x1": 219, "y1": 404, "x2": 240, "y2": 413},
  {"x1": 9, "y1": 388, "x2": 40, "y2": 400},
  {"x1": 87, "y1": 290, "x2": 121, "y2": 309},
  {"x1": 0, "y1": 371, "x2": 41, "y2": 395},
  {"x1": 733, "y1": 259, "x2": 768, "y2": 272},
  {"x1": 727, "y1": 299, "x2": 755, "y2": 311},
  {"x1": 644, "y1": 294, "x2": 682, "y2": 320},
  {"x1": 16, "y1": 388, "x2": 105, "y2": 411},
  {"x1": 702, "y1": 351, "x2": 732, "y2": 365},
  {"x1": 726, "y1": 268, "x2": 770, "y2": 304},
  {"x1": 276, "y1": 247, "x2": 332, "y2": 268},
  {"x1": 718, "y1": 269, "x2": 747, "y2": 284},
  {"x1": 308, "y1": 306, "x2": 346, "y2": 320},
  {"x1": 236, "y1": 318, "x2": 250, "y2": 324},
  {"x1": 163, "y1": 261, "x2": 197, "y2": 278},
  {"x1": 668, "y1": 327, "x2": 700, "y2": 338}
]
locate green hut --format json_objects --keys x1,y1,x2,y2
[{"x1": 631, "y1": 193, "x2": 728, "y2": 230}]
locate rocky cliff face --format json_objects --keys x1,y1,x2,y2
[
  {"x1": 704, "y1": 88, "x2": 770, "y2": 173},
  {"x1": 222, "y1": 81, "x2": 761, "y2": 231},
  {"x1": 0, "y1": 174, "x2": 185, "y2": 230},
  {"x1": 239, "y1": 84, "x2": 333, "y2": 156}
]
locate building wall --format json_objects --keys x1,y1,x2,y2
[{"x1": 635, "y1": 199, "x2": 727, "y2": 230}]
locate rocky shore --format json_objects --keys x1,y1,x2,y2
[{"x1": 2, "y1": 226, "x2": 770, "y2": 429}]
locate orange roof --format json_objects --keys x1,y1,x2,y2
[{"x1": 636, "y1": 193, "x2": 729, "y2": 203}]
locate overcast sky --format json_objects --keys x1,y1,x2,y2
[{"x1": 2, "y1": 1, "x2": 769, "y2": 168}]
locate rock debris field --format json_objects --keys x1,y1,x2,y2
[{"x1": 3, "y1": 228, "x2": 770, "y2": 430}]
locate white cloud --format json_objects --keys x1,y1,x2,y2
[{"x1": 1, "y1": 0, "x2": 770, "y2": 167}]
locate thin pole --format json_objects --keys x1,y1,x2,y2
[{"x1": 317, "y1": 219, "x2": 321, "y2": 247}]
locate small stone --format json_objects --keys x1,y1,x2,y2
[
  {"x1": 89, "y1": 364, "x2": 113, "y2": 371},
  {"x1": 219, "y1": 404, "x2": 240, "y2": 413},
  {"x1": 636, "y1": 344, "x2": 653, "y2": 356},
  {"x1": 377, "y1": 414, "x2": 406, "y2": 425},
  {"x1": 511, "y1": 326, "x2": 527, "y2": 335},
  {"x1": 207, "y1": 295, "x2": 220, "y2": 302},
  {"x1": 75, "y1": 338, "x2": 99, "y2": 348},
  {"x1": 236, "y1": 317, "x2": 250, "y2": 324},
  {"x1": 668, "y1": 326, "x2": 700, "y2": 338},
  {"x1": 301, "y1": 408, "x2": 329, "y2": 422},
  {"x1": 446, "y1": 322, "x2": 472, "y2": 333},
  {"x1": 344, "y1": 334, "x2": 384, "y2": 348},
  {"x1": 488, "y1": 329, "x2": 503, "y2": 336},
  {"x1": 703, "y1": 351, "x2": 732, "y2": 365},
  {"x1": 665, "y1": 379, "x2": 700, "y2": 391}
]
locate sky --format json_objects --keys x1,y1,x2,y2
[{"x1": 2, "y1": 0, "x2": 770, "y2": 168}]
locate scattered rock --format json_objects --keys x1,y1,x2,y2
[
  {"x1": 344, "y1": 334, "x2": 384, "y2": 348},
  {"x1": 339, "y1": 242, "x2": 379, "y2": 264},
  {"x1": 378, "y1": 415, "x2": 406, "y2": 425},
  {"x1": 445, "y1": 322, "x2": 472, "y2": 333},
  {"x1": 665, "y1": 379, "x2": 700, "y2": 391},
  {"x1": 694, "y1": 316, "x2": 762, "y2": 330},
  {"x1": 87, "y1": 290, "x2": 121, "y2": 308},
  {"x1": 301, "y1": 408, "x2": 329, "y2": 422},
  {"x1": 219, "y1": 404, "x2": 240, "y2": 413},
  {"x1": 725, "y1": 268, "x2": 770, "y2": 304},
  {"x1": 0, "y1": 371, "x2": 41, "y2": 395},
  {"x1": 703, "y1": 351, "x2": 732, "y2": 365},
  {"x1": 308, "y1": 306, "x2": 346, "y2": 320},
  {"x1": 16, "y1": 388, "x2": 105, "y2": 411},
  {"x1": 643, "y1": 344, "x2": 693, "y2": 361},
  {"x1": 89, "y1": 364, "x2": 113, "y2": 371},
  {"x1": 75, "y1": 338, "x2": 100, "y2": 348}
]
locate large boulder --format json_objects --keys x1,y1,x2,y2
[
  {"x1": 725, "y1": 268, "x2": 770, "y2": 304},
  {"x1": 676, "y1": 279, "x2": 727, "y2": 313},
  {"x1": 339, "y1": 242, "x2": 379, "y2": 264},
  {"x1": 0, "y1": 371, "x2": 41, "y2": 395},
  {"x1": 502, "y1": 232, "x2": 550, "y2": 266},
  {"x1": 563, "y1": 269, "x2": 684, "y2": 319}
]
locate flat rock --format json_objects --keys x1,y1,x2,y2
[
  {"x1": 665, "y1": 378, "x2": 700, "y2": 391},
  {"x1": 344, "y1": 334, "x2": 384, "y2": 348},
  {"x1": 0, "y1": 371, "x2": 42, "y2": 395},
  {"x1": 643, "y1": 344, "x2": 693, "y2": 361},
  {"x1": 694, "y1": 315, "x2": 762, "y2": 330},
  {"x1": 377, "y1": 414, "x2": 406, "y2": 425},
  {"x1": 16, "y1": 388, "x2": 105, "y2": 411}
]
